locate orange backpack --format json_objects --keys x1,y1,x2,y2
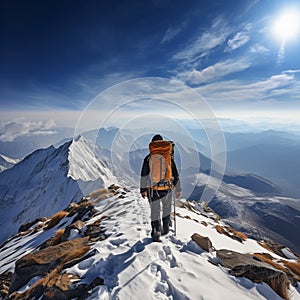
[{"x1": 148, "y1": 140, "x2": 174, "y2": 190}]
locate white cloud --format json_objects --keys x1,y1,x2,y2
[
  {"x1": 186, "y1": 59, "x2": 251, "y2": 84},
  {"x1": 283, "y1": 69, "x2": 300, "y2": 74},
  {"x1": 249, "y1": 43, "x2": 270, "y2": 54},
  {"x1": 0, "y1": 119, "x2": 57, "y2": 142},
  {"x1": 225, "y1": 31, "x2": 250, "y2": 52}
]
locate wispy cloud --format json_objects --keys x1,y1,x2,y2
[
  {"x1": 282, "y1": 70, "x2": 300, "y2": 74},
  {"x1": 195, "y1": 73, "x2": 298, "y2": 103},
  {"x1": 161, "y1": 25, "x2": 183, "y2": 44},
  {"x1": 0, "y1": 119, "x2": 56, "y2": 142},
  {"x1": 172, "y1": 17, "x2": 233, "y2": 63},
  {"x1": 185, "y1": 59, "x2": 251, "y2": 85},
  {"x1": 225, "y1": 30, "x2": 250, "y2": 52}
]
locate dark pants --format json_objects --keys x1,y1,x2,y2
[{"x1": 148, "y1": 189, "x2": 172, "y2": 235}]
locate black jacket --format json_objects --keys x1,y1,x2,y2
[{"x1": 140, "y1": 154, "x2": 181, "y2": 193}]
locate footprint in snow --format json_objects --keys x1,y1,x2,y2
[
  {"x1": 110, "y1": 238, "x2": 127, "y2": 246},
  {"x1": 157, "y1": 245, "x2": 179, "y2": 268}
]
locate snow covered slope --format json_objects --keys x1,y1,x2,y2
[
  {"x1": 0, "y1": 187, "x2": 299, "y2": 299},
  {"x1": 0, "y1": 136, "x2": 118, "y2": 244},
  {"x1": 0, "y1": 154, "x2": 19, "y2": 172}
]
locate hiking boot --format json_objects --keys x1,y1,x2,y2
[
  {"x1": 162, "y1": 216, "x2": 170, "y2": 236},
  {"x1": 151, "y1": 220, "x2": 161, "y2": 238},
  {"x1": 152, "y1": 231, "x2": 161, "y2": 242}
]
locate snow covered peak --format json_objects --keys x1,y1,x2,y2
[
  {"x1": 0, "y1": 153, "x2": 19, "y2": 172},
  {"x1": 67, "y1": 135, "x2": 117, "y2": 185},
  {"x1": 0, "y1": 137, "x2": 118, "y2": 244}
]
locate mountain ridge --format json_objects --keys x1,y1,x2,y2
[
  {"x1": 0, "y1": 136, "x2": 116, "y2": 244},
  {"x1": 0, "y1": 186, "x2": 299, "y2": 299}
]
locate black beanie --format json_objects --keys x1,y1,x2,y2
[{"x1": 152, "y1": 134, "x2": 163, "y2": 142}]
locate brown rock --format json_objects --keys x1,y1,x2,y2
[
  {"x1": 217, "y1": 249, "x2": 290, "y2": 299},
  {"x1": 230, "y1": 265, "x2": 289, "y2": 300},
  {"x1": 191, "y1": 233, "x2": 213, "y2": 252},
  {"x1": 18, "y1": 217, "x2": 47, "y2": 233},
  {"x1": 61, "y1": 220, "x2": 85, "y2": 241},
  {"x1": 0, "y1": 271, "x2": 12, "y2": 299},
  {"x1": 9, "y1": 237, "x2": 90, "y2": 293},
  {"x1": 44, "y1": 211, "x2": 69, "y2": 230}
]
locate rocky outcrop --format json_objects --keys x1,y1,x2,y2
[
  {"x1": 215, "y1": 225, "x2": 247, "y2": 243},
  {"x1": 9, "y1": 237, "x2": 91, "y2": 294},
  {"x1": 230, "y1": 265, "x2": 289, "y2": 300},
  {"x1": 217, "y1": 249, "x2": 290, "y2": 299},
  {"x1": 3, "y1": 187, "x2": 117, "y2": 300}
]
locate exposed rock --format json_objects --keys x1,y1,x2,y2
[
  {"x1": 64, "y1": 202, "x2": 80, "y2": 213},
  {"x1": 191, "y1": 233, "x2": 213, "y2": 252},
  {"x1": 44, "y1": 211, "x2": 69, "y2": 230},
  {"x1": 39, "y1": 229, "x2": 65, "y2": 249},
  {"x1": 0, "y1": 271, "x2": 12, "y2": 299},
  {"x1": 254, "y1": 253, "x2": 299, "y2": 287},
  {"x1": 61, "y1": 220, "x2": 85, "y2": 241},
  {"x1": 230, "y1": 265, "x2": 289, "y2": 300},
  {"x1": 87, "y1": 188, "x2": 116, "y2": 202},
  {"x1": 9, "y1": 237, "x2": 90, "y2": 294},
  {"x1": 217, "y1": 249, "x2": 273, "y2": 269},
  {"x1": 108, "y1": 184, "x2": 121, "y2": 191},
  {"x1": 215, "y1": 225, "x2": 247, "y2": 243},
  {"x1": 85, "y1": 218, "x2": 107, "y2": 241},
  {"x1": 69, "y1": 205, "x2": 96, "y2": 223},
  {"x1": 258, "y1": 239, "x2": 299, "y2": 259},
  {"x1": 217, "y1": 249, "x2": 290, "y2": 299},
  {"x1": 18, "y1": 217, "x2": 47, "y2": 233}
]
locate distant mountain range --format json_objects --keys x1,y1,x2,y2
[
  {"x1": 1, "y1": 127, "x2": 299, "y2": 252},
  {"x1": 226, "y1": 143, "x2": 300, "y2": 197}
]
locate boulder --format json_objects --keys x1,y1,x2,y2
[{"x1": 191, "y1": 233, "x2": 213, "y2": 252}]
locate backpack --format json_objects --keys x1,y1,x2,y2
[{"x1": 148, "y1": 140, "x2": 174, "y2": 190}]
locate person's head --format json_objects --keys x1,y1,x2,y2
[{"x1": 151, "y1": 134, "x2": 163, "y2": 142}]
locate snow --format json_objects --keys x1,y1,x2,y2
[
  {"x1": 1, "y1": 135, "x2": 300, "y2": 299},
  {"x1": 282, "y1": 248, "x2": 299, "y2": 260},
  {"x1": 0, "y1": 153, "x2": 19, "y2": 172},
  {"x1": 0, "y1": 136, "x2": 118, "y2": 244},
  {"x1": 68, "y1": 135, "x2": 117, "y2": 186},
  {"x1": 1, "y1": 187, "x2": 299, "y2": 299},
  {"x1": 65, "y1": 189, "x2": 300, "y2": 300}
]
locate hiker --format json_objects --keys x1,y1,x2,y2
[{"x1": 140, "y1": 134, "x2": 181, "y2": 241}]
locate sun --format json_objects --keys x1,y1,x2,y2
[{"x1": 272, "y1": 9, "x2": 300, "y2": 42}]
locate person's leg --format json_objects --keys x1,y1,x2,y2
[
  {"x1": 161, "y1": 190, "x2": 172, "y2": 235},
  {"x1": 150, "y1": 190, "x2": 161, "y2": 238}
]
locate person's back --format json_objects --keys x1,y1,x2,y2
[{"x1": 140, "y1": 134, "x2": 181, "y2": 242}]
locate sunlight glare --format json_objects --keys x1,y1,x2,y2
[{"x1": 272, "y1": 9, "x2": 300, "y2": 42}]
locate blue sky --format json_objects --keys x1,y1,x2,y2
[{"x1": 0, "y1": 0, "x2": 300, "y2": 133}]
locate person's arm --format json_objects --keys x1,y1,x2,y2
[
  {"x1": 140, "y1": 155, "x2": 150, "y2": 198},
  {"x1": 171, "y1": 159, "x2": 181, "y2": 198}
]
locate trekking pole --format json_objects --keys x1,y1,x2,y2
[{"x1": 173, "y1": 189, "x2": 176, "y2": 236}]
